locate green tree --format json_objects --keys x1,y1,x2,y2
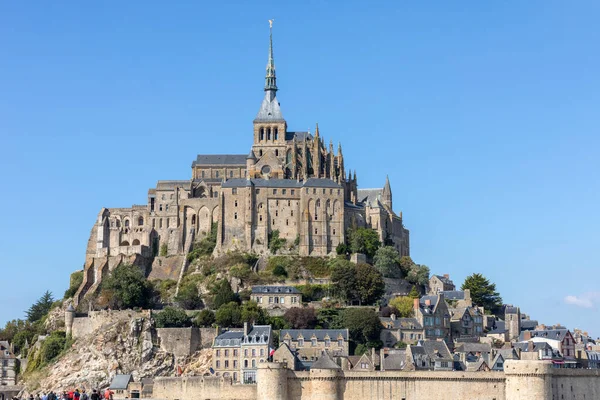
[
  {"x1": 38, "y1": 331, "x2": 66, "y2": 365},
  {"x1": 268, "y1": 230, "x2": 286, "y2": 254},
  {"x1": 241, "y1": 301, "x2": 269, "y2": 325},
  {"x1": 283, "y1": 307, "x2": 317, "y2": 329},
  {"x1": 341, "y1": 308, "x2": 382, "y2": 345},
  {"x1": 354, "y1": 263, "x2": 386, "y2": 305},
  {"x1": 26, "y1": 291, "x2": 55, "y2": 323},
  {"x1": 373, "y1": 246, "x2": 402, "y2": 278},
  {"x1": 348, "y1": 228, "x2": 381, "y2": 258},
  {"x1": 388, "y1": 297, "x2": 416, "y2": 318},
  {"x1": 215, "y1": 302, "x2": 242, "y2": 327},
  {"x1": 408, "y1": 286, "x2": 420, "y2": 299},
  {"x1": 330, "y1": 260, "x2": 357, "y2": 302},
  {"x1": 461, "y1": 273, "x2": 503, "y2": 314},
  {"x1": 316, "y1": 308, "x2": 342, "y2": 329},
  {"x1": 154, "y1": 307, "x2": 191, "y2": 328},
  {"x1": 99, "y1": 264, "x2": 154, "y2": 309},
  {"x1": 210, "y1": 280, "x2": 237, "y2": 309},
  {"x1": 175, "y1": 281, "x2": 203, "y2": 310},
  {"x1": 194, "y1": 309, "x2": 216, "y2": 327},
  {"x1": 406, "y1": 264, "x2": 430, "y2": 286},
  {"x1": 398, "y1": 256, "x2": 415, "y2": 276}
]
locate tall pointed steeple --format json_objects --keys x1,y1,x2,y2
[
  {"x1": 265, "y1": 19, "x2": 278, "y2": 98},
  {"x1": 255, "y1": 20, "x2": 284, "y2": 123},
  {"x1": 382, "y1": 175, "x2": 393, "y2": 210}
]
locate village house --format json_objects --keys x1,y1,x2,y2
[
  {"x1": 212, "y1": 323, "x2": 273, "y2": 383},
  {"x1": 518, "y1": 329, "x2": 576, "y2": 367},
  {"x1": 379, "y1": 314, "x2": 424, "y2": 347},
  {"x1": 280, "y1": 329, "x2": 349, "y2": 361},
  {"x1": 414, "y1": 295, "x2": 451, "y2": 342},
  {"x1": 449, "y1": 306, "x2": 485, "y2": 341},
  {"x1": 251, "y1": 285, "x2": 302, "y2": 310},
  {"x1": 272, "y1": 342, "x2": 302, "y2": 370},
  {"x1": 514, "y1": 341, "x2": 558, "y2": 362},
  {"x1": 406, "y1": 340, "x2": 453, "y2": 371},
  {"x1": 428, "y1": 274, "x2": 455, "y2": 294},
  {"x1": 440, "y1": 289, "x2": 472, "y2": 307},
  {"x1": 489, "y1": 348, "x2": 521, "y2": 371},
  {"x1": 453, "y1": 342, "x2": 492, "y2": 371},
  {"x1": 0, "y1": 341, "x2": 16, "y2": 386}
]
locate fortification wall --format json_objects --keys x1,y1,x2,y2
[
  {"x1": 551, "y1": 368, "x2": 600, "y2": 400},
  {"x1": 156, "y1": 327, "x2": 201, "y2": 357},
  {"x1": 71, "y1": 310, "x2": 150, "y2": 339},
  {"x1": 153, "y1": 376, "x2": 256, "y2": 400}
]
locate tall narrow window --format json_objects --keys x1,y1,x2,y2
[
  {"x1": 260, "y1": 127, "x2": 264, "y2": 141},
  {"x1": 230, "y1": 171, "x2": 233, "y2": 178},
  {"x1": 275, "y1": 149, "x2": 279, "y2": 157},
  {"x1": 215, "y1": 171, "x2": 219, "y2": 178},
  {"x1": 274, "y1": 127, "x2": 278, "y2": 140},
  {"x1": 267, "y1": 128, "x2": 271, "y2": 140}
]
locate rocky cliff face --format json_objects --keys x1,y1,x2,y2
[{"x1": 25, "y1": 316, "x2": 212, "y2": 394}]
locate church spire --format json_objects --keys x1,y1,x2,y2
[
  {"x1": 382, "y1": 175, "x2": 393, "y2": 210},
  {"x1": 265, "y1": 19, "x2": 277, "y2": 97}
]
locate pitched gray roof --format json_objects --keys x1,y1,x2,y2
[
  {"x1": 280, "y1": 329, "x2": 348, "y2": 341},
  {"x1": 192, "y1": 154, "x2": 247, "y2": 166},
  {"x1": 252, "y1": 286, "x2": 300, "y2": 294},
  {"x1": 110, "y1": 374, "x2": 132, "y2": 390},
  {"x1": 454, "y1": 343, "x2": 492, "y2": 354},
  {"x1": 521, "y1": 320, "x2": 538, "y2": 330},
  {"x1": 255, "y1": 94, "x2": 284, "y2": 122},
  {"x1": 421, "y1": 340, "x2": 453, "y2": 361},
  {"x1": 433, "y1": 275, "x2": 454, "y2": 285},
  {"x1": 380, "y1": 317, "x2": 422, "y2": 330},
  {"x1": 311, "y1": 351, "x2": 341, "y2": 370},
  {"x1": 357, "y1": 189, "x2": 382, "y2": 207},
  {"x1": 285, "y1": 131, "x2": 312, "y2": 141},
  {"x1": 441, "y1": 290, "x2": 466, "y2": 300},
  {"x1": 383, "y1": 351, "x2": 407, "y2": 370},
  {"x1": 519, "y1": 329, "x2": 569, "y2": 342}
]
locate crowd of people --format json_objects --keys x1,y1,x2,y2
[{"x1": 14, "y1": 388, "x2": 114, "y2": 400}]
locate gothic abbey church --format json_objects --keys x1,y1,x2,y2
[{"x1": 75, "y1": 27, "x2": 410, "y2": 305}]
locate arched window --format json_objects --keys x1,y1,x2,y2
[
  {"x1": 274, "y1": 127, "x2": 278, "y2": 140},
  {"x1": 234, "y1": 212, "x2": 238, "y2": 220},
  {"x1": 259, "y1": 149, "x2": 263, "y2": 156},
  {"x1": 132, "y1": 239, "x2": 140, "y2": 246},
  {"x1": 215, "y1": 171, "x2": 219, "y2": 178},
  {"x1": 192, "y1": 215, "x2": 196, "y2": 225},
  {"x1": 252, "y1": 359, "x2": 256, "y2": 368},
  {"x1": 275, "y1": 149, "x2": 279, "y2": 157},
  {"x1": 259, "y1": 127, "x2": 264, "y2": 141},
  {"x1": 138, "y1": 217, "x2": 144, "y2": 226},
  {"x1": 124, "y1": 219, "x2": 130, "y2": 228},
  {"x1": 267, "y1": 127, "x2": 271, "y2": 141},
  {"x1": 244, "y1": 360, "x2": 249, "y2": 368}
]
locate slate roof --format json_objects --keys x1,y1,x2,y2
[
  {"x1": 454, "y1": 343, "x2": 492, "y2": 354},
  {"x1": 380, "y1": 317, "x2": 422, "y2": 330},
  {"x1": 311, "y1": 351, "x2": 341, "y2": 370},
  {"x1": 433, "y1": 275, "x2": 454, "y2": 285},
  {"x1": 221, "y1": 178, "x2": 342, "y2": 189},
  {"x1": 357, "y1": 189, "x2": 383, "y2": 207},
  {"x1": 383, "y1": 351, "x2": 407, "y2": 370},
  {"x1": 255, "y1": 94, "x2": 285, "y2": 122},
  {"x1": 280, "y1": 329, "x2": 349, "y2": 341},
  {"x1": 214, "y1": 330, "x2": 244, "y2": 347},
  {"x1": 495, "y1": 348, "x2": 520, "y2": 360},
  {"x1": 421, "y1": 340, "x2": 453, "y2": 361},
  {"x1": 513, "y1": 341, "x2": 553, "y2": 352},
  {"x1": 214, "y1": 325, "x2": 272, "y2": 347},
  {"x1": 521, "y1": 320, "x2": 539, "y2": 330},
  {"x1": 441, "y1": 290, "x2": 466, "y2": 300},
  {"x1": 110, "y1": 374, "x2": 133, "y2": 390},
  {"x1": 488, "y1": 320, "x2": 507, "y2": 334},
  {"x1": 251, "y1": 285, "x2": 300, "y2": 294},
  {"x1": 519, "y1": 329, "x2": 570, "y2": 342},
  {"x1": 285, "y1": 131, "x2": 312, "y2": 141},
  {"x1": 192, "y1": 154, "x2": 247, "y2": 167},
  {"x1": 505, "y1": 306, "x2": 519, "y2": 314}
]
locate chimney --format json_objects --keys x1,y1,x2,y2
[
  {"x1": 413, "y1": 298, "x2": 419, "y2": 311},
  {"x1": 244, "y1": 322, "x2": 249, "y2": 336},
  {"x1": 425, "y1": 299, "x2": 431, "y2": 307},
  {"x1": 371, "y1": 347, "x2": 376, "y2": 369},
  {"x1": 464, "y1": 289, "x2": 471, "y2": 300},
  {"x1": 390, "y1": 313, "x2": 396, "y2": 321},
  {"x1": 523, "y1": 331, "x2": 531, "y2": 341},
  {"x1": 528, "y1": 341, "x2": 534, "y2": 352}
]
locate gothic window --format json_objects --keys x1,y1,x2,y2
[
  {"x1": 287, "y1": 200, "x2": 290, "y2": 206},
  {"x1": 267, "y1": 128, "x2": 271, "y2": 141},
  {"x1": 259, "y1": 215, "x2": 263, "y2": 222},
  {"x1": 260, "y1": 128, "x2": 264, "y2": 141},
  {"x1": 215, "y1": 171, "x2": 219, "y2": 178},
  {"x1": 138, "y1": 217, "x2": 144, "y2": 226},
  {"x1": 166, "y1": 204, "x2": 169, "y2": 211},
  {"x1": 333, "y1": 229, "x2": 336, "y2": 235},
  {"x1": 166, "y1": 218, "x2": 170, "y2": 228},
  {"x1": 159, "y1": 219, "x2": 163, "y2": 229},
  {"x1": 259, "y1": 149, "x2": 263, "y2": 156},
  {"x1": 192, "y1": 215, "x2": 196, "y2": 225},
  {"x1": 272, "y1": 219, "x2": 275, "y2": 225},
  {"x1": 274, "y1": 127, "x2": 278, "y2": 140},
  {"x1": 124, "y1": 219, "x2": 130, "y2": 228}
]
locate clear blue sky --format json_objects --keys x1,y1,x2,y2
[{"x1": 1, "y1": 1, "x2": 599, "y2": 337}]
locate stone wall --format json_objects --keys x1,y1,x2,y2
[
  {"x1": 156, "y1": 328, "x2": 201, "y2": 357},
  {"x1": 153, "y1": 376, "x2": 256, "y2": 400},
  {"x1": 71, "y1": 310, "x2": 150, "y2": 339}
]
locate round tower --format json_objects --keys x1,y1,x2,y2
[
  {"x1": 256, "y1": 362, "x2": 287, "y2": 400},
  {"x1": 505, "y1": 360, "x2": 553, "y2": 400},
  {"x1": 65, "y1": 304, "x2": 76, "y2": 337},
  {"x1": 309, "y1": 352, "x2": 341, "y2": 400}
]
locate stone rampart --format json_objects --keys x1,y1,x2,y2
[
  {"x1": 71, "y1": 310, "x2": 150, "y2": 339},
  {"x1": 156, "y1": 327, "x2": 201, "y2": 357},
  {"x1": 153, "y1": 376, "x2": 256, "y2": 400}
]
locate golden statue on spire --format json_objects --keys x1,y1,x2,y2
[{"x1": 269, "y1": 19, "x2": 274, "y2": 28}]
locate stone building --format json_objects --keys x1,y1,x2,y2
[
  {"x1": 251, "y1": 286, "x2": 302, "y2": 310},
  {"x1": 414, "y1": 295, "x2": 451, "y2": 342},
  {"x1": 0, "y1": 341, "x2": 16, "y2": 386},
  {"x1": 449, "y1": 306, "x2": 484, "y2": 342},
  {"x1": 428, "y1": 274, "x2": 455, "y2": 294},
  {"x1": 74, "y1": 24, "x2": 410, "y2": 306},
  {"x1": 379, "y1": 314, "x2": 424, "y2": 347},
  {"x1": 212, "y1": 323, "x2": 273, "y2": 384},
  {"x1": 280, "y1": 329, "x2": 349, "y2": 361}
]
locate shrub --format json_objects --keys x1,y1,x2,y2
[
  {"x1": 160, "y1": 243, "x2": 168, "y2": 257},
  {"x1": 155, "y1": 279, "x2": 177, "y2": 303},
  {"x1": 268, "y1": 230, "x2": 286, "y2": 254},
  {"x1": 154, "y1": 307, "x2": 191, "y2": 328},
  {"x1": 194, "y1": 309, "x2": 216, "y2": 327},
  {"x1": 64, "y1": 271, "x2": 84, "y2": 299},
  {"x1": 210, "y1": 280, "x2": 238, "y2": 309},
  {"x1": 175, "y1": 281, "x2": 203, "y2": 310},
  {"x1": 99, "y1": 264, "x2": 154, "y2": 309},
  {"x1": 188, "y1": 223, "x2": 218, "y2": 262},
  {"x1": 336, "y1": 243, "x2": 348, "y2": 255},
  {"x1": 272, "y1": 264, "x2": 288, "y2": 278},
  {"x1": 215, "y1": 302, "x2": 242, "y2": 327},
  {"x1": 293, "y1": 284, "x2": 329, "y2": 302}
]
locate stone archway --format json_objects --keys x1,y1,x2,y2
[{"x1": 198, "y1": 206, "x2": 211, "y2": 235}]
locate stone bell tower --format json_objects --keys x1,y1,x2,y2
[{"x1": 251, "y1": 20, "x2": 288, "y2": 179}]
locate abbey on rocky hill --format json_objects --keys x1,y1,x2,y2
[{"x1": 75, "y1": 25, "x2": 409, "y2": 305}]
